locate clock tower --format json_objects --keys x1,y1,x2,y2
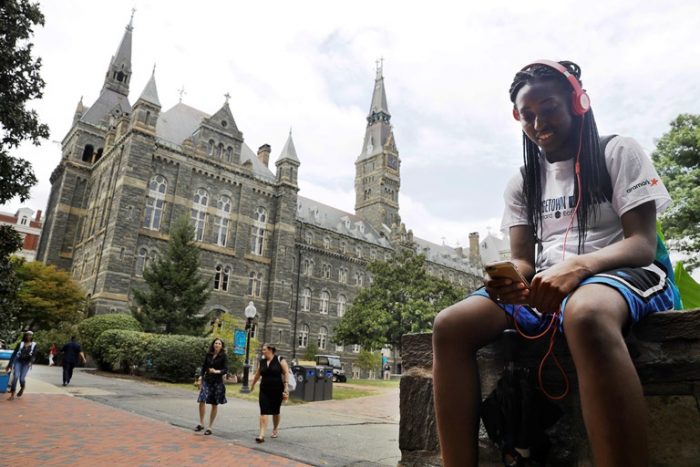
[{"x1": 354, "y1": 61, "x2": 401, "y2": 232}]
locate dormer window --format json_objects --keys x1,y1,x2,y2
[{"x1": 20, "y1": 217, "x2": 28, "y2": 226}]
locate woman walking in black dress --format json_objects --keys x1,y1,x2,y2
[
  {"x1": 195, "y1": 338, "x2": 228, "y2": 435},
  {"x1": 250, "y1": 343, "x2": 290, "y2": 442}
]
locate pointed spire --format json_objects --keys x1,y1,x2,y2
[
  {"x1": 359, "y1": 61, "x2": 393, "y2": 160},
  {"x1": 75, "y1": 96, "x2": 85, "y2": 115},
  {"x1": 137, "y1": 67, "x2": 160, "y2": 107},
  {"x1": 278, "y1": 129, "x2": 300, "y2": 163},
  {"x1": 102, "y1": 13, "x2": 134, "y2": 96},
  {"x1": 369, "y1": 58, "x2": 389, "y2": 116}
]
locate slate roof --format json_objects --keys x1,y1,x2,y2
[
  {"x1": 413, "y1": 236, "x2": 481, "y2": 274},
  {"x1": 296, "y1": 196, "x2": 392, "y2": 248},
  {"x1": 154, "y1": 102, "x2": 274, "y2": 180},
  {"x1": 80, "y1": 89, "x2": 132, "y2": 127}
]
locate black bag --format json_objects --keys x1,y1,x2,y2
[
  {"x1": 481, "y1": 331, "x2": 562, "y2": 466},
  {"x1": 17, "y1": 342, "x2": 35, "y2": 363}
]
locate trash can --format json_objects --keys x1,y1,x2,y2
[
  {"x1": 290, "y1": 365, "x2": 317, "y2": 402},
  {"x1": 313, "y1": 366, "x2": 326, "y2": 401},
  {"x1": 323, "y1": 367, "x2": 334, "y2": 400},
  {"x1": 0, "y1": 349, "x2": 13, "y2": 393},
  {"x1": 289, "y1": 365, "x2": 306, "y2": 401}
]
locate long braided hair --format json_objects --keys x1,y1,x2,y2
[{"x1": 508, "y1": 61, "x2": 612, "y2": 255}]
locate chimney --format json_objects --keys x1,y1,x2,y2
[
  {"x1": 469, "y1": 232, "x2": 480, "y2": 262},
  {"x1": 455, "y1": 246, "x2": 464, "y2": 257},
  {"x1": 35, "y1": 210, "x2": 42, "y2": 222},
  {"x1": 257, "y1": 144, "x2": 271, "y2": 167}
]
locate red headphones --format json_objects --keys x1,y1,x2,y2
[{"x1": 512, "y1": 59, "x2": 591, "y2": 121}]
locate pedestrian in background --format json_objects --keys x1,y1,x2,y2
[
  {"x1": 6, "y1": 330, "x2": 37, "y2": 400},
  {"x1": 195, "y1": 337, "x2": 228, "y2": 436},
  {"x1": 61, "y1": 336, "x2": 86, "y2": 386},
  {"x1": 48, "y1": 343, "x2": 57, "y2": 367},
  {"x1": 250, "y1": 343, "x2": 290, "y2": 443}
]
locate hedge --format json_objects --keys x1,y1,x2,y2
[
  {"x1": 94, "y1": 330, "x2": 154, "y2": 373},
  {"x1": 148, "y1": 334, "x2": 210, "y2": 382},
  {"x1": 78, "y1": 313, "x2": 142, "y2": 356},
  {"x1": 92, "y1": 330, "x2": 210, "y2": 382}
]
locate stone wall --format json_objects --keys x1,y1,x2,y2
[{"x1": 399, "y1": 309, "x2": 700, "y2": 466}]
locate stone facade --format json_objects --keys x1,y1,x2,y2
[
  {"x1": 36, "y1": 19, "x2": 484, "y2": 372},
  {"x1": 399, "y1": 309, "x2": 700, "y2": 465}
]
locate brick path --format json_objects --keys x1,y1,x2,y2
[{"x1": 0, "y1": 394, "x2": 309, "y2": 466}]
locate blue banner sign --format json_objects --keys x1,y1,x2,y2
[{"x1": 234, "y1": 329, "x2": 247, "y2": 355}]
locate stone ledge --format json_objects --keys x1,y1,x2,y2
[{"x1": 399, "y1": 308, "x2": 700, "y2": 465}]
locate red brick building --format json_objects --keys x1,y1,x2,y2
[{"x1": 0, "y1": 208, "x2": 43, "y2": 261}]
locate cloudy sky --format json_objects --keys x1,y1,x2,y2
[{"x1": 3, "y1": 0, "x2": 700, "y2": 251}]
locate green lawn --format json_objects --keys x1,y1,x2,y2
[{"x1": 344, "y1": 378, "x2": 400, "y2": 388}]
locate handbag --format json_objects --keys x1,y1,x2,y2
[{"x1": 287, "y1": 367, "x2": 297, "y2": 391}]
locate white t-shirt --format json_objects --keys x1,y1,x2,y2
[{"x1": 501, "y1": 136, "x2": 672, "y2": 270}]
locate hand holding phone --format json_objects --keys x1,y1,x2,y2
[{"x1": 484, "y1": 260, "x2": 530, "y2": 304}]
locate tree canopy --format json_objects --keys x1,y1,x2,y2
[
  {"x1": 652, "y1": 113, "x2": 700, "y2": 270},
  {"x1": 333, "y1": 249, "x2": 466, "y2": 352},
  {"x1": 0, "y1": 0, "x2": 48, "y2": 342},
  {"x1": 14, "y1": 260, "x2": 86, "y2": 330},
  {"x1": 132, "y1": 216, "x2": 211, "y2": 335}
]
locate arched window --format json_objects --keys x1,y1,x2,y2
[
  {"x1": 215, "y1": 196, "x2": 232, "y2": 247},
  {"x1": 247, "y1": 271, "x2": 263, "y2": 297},
  {"x1": 355, "y1": 272, "x2": 363, "y2": 287},
  {"x1": 339, "y1": 267, "x2": 347, "y2": 284},
  {"x1": 143, "y1": 175, "x2": 167, "y2": 230},
  {"x1": 208, "y1": 139, "x2": 215, "y2": 156},
  {"x1": 318, "y1": 326, "x2": 328, "y2": 350},
  {"x1": 322, "y1": 263, "x2": 331, "y2": 279},
  {"x1": 191, "y1": 188, "x2": 209, "y2": 241},
  {"x1": 298, "y1": 324, "x2": 309, "y2": 348},
  {"x1": 214, "y1": 265, "x2": 223, "y2": 290},
  {"x1": 340, "y1": 241, "x2": 347, "y2": 254},
  {"x1": 301, "y1": 288, "x2": 311, "y2": 311},
  {"x1": 225, "y1": 146, "x2": 233, "y2": 162},
  {"x1": 355, "y1": 246, "x2": 362, "y2": 258},
  {"x1": 250, "y1": 206, "x2": 267, "y2": 255},
  {"x1": 304, "y1": 231, "x2": 313, "y2": 245},
  {"x1": 337, "y1": 294, "x2": 347, "y2": 317},
  {"x1": 320, "y1": 291, "x2": 330, "y2": 314},
  {"x1": 222, "y1": 266, "x2": 231, "y2": 291},
  {"x1": 323, "y1": 236, "x2": 331, "y2": 249},
  {"x1": 302, "y1": 258, "x2": 314, "y2": 277},
  {"x1": 135, "y1": 248, "x2": 147, "y2": 276},
  {"x1": 82, "y1": 144, "x2": 94, "y2": 162}
]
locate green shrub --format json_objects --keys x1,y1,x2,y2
[
  {"x1": 94, "y1": 330, "x2": 154, "y2": 373},
  {"x1": 146, "y1": 334, "x2": 210, "y2": 382},
  {"x1": 78, "y1": 313, "x2": 141, "y2": 356}
]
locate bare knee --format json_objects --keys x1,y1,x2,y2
[
  {"x1": 433, "y1": 297, "x2": 507, "y2": 353},
  {"x1": 564, "y1": 290, "x2": 627, "y2": 353}
]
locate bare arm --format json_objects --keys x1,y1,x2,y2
[
  {"x1": 528, "y1": 201, "x2": 657, "y2": 313},
  {"x1": 250, "y1": 367, "x2": 262, "y2": 390},
  {"x1": 280, "y1": 358, "x2": 290, "y2": 399}
]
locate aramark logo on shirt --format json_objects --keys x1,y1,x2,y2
[{"x1": 626, "y1": 178, "x2": 659, "y2": 194}]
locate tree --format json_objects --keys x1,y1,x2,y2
[
  {"x1": 652, "y1": 114, "x2": 700, "y2": 270},
  {"x1": 304, "y1": 342, "x2": 319, "y2": 361},
  {"x1": 0, "y1": 226, "x2": 22, "y2": 342},
  {"x1": 355, "y1": 349, "x2": 382, "y2": 378},
  {"x1": 132, "y1": 216, "x2": 211, "y2": 335},
  {"x1": 14, "y1": 260, "x2": 85, "y2": 330},
  {"x1": 0, "y1": 0, "x2": 48, "y2": 342},
  {"x1": 333, "y1": 249, "x2": 466, "y2": 352}
]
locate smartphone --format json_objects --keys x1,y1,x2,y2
[{"x1": 484, "y1": 261, "x2": 530, "y2": 288}]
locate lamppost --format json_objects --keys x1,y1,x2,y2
[{"x1": 240, "y1": 301, "x2": 257, "y2": 393}]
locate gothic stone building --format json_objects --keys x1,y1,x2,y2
[{"x1": 37, "y1": 19, "x2": 483, "y2": 371}]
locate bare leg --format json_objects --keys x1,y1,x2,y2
[
  {"x1": 198, "y1": 402, "x2": 206, "y2": 426},
  {"x1": 432, "y1": 296, "x2": 510, "y2": 467},
  {"x1": 259, "y1": 415, "x2": 268, "y2": 438},
  {"x1": 208, "y1": 405, "x2": 218, "y2": 429},
  {"x1": 272, "y1": 414, "x2": 281, "y2": 436},
  {"x1": 564, "y1": 285, "x2": 648, "y2": 467}
]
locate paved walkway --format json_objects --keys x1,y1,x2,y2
[{"x1": 1, "y1": 393, "x2": 309, "y2": 466}]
